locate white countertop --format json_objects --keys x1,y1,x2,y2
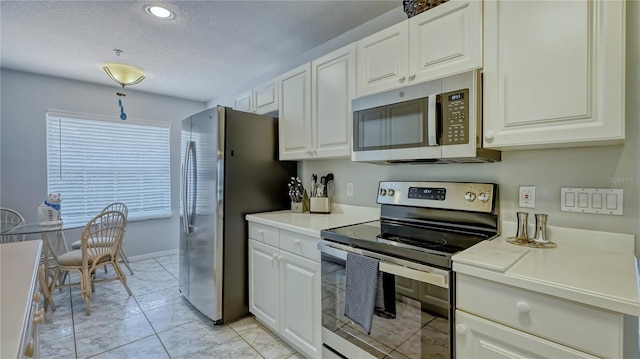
[
  {"x1": 453, "y1": 221, "x2": 640, "y2": 316},
  {"x1": 245, "y1": 203, "x2": 380, "y2": 238},
  {"x1": 1, "y1": 240, "x2": 42, "y2": 359}
]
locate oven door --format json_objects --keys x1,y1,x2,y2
[{"x1": 318, "y1": 240, "x2": 453, "y2": 359}]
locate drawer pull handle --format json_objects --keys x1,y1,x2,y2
[
  {"x1": 455, "y1": 324, "x2": 467, "y2": 335},
  {"x1": 294, "y1": 239, "x2": 301, "y2": 245},
  {"x1": 516, "y1": 301, "x2": 530, "y2": 313},
  {"x1": 485, "y1": 130, "x2": 495, "y2": 141}
]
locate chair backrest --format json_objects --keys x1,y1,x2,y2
[
  {"x1": 81, "y1": 210, "x2": 126, "y2": 266},
  {"x1": 0, "y1": 207, "x2": 26, "y2": 243},
  {"x1": 101, "y1": 202, "x2": 128, "y2": 218}
]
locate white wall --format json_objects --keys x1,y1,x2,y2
[
  {"x1": 302, "y1": 0, "x2": 640, "y2": 256},
  {"x1": 0, "y1": 69, "x2": 206, "y2": 256}
]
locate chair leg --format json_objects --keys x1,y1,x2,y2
[
  {"x1": 81, "y1": 270, "x2": 92, "y2": 316},
  {"x1": 119, "y1": 248, "x2": 133, "y2": 275},
  {"x1": 112, "y1": 261, "x2": 133, "y2": 296},
  {"x1": 38, "y1": 265, "x2": 56, "y2": 311},
  {"x1": 58, "y1": 270, "x2": 68, "y2": 288},
  {"x1": 90, "y1": 270, "x2": 96, "y2": 293}
]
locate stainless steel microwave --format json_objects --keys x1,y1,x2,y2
[{"x1": 351, "y1": 70, "x2": 500, "y2": 164}]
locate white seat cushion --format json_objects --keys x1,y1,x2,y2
[{"x1": 57, "y1": 250, "x2": 110, "y2": 266}]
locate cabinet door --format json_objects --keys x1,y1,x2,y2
[
  {"x1": 279, "y1": 250, "x2": 321, "y2": 359},
  {"x1": 279, "y1": 63, "x2": 312, "y2": 160},
  {"x1": 234, "y1": 91, "x2": 253, "y2": 113},
  {"x1": 356, "y1": 21, "x2": 409, "y2": 97},
  {"x1": 253, "y1": 80, "x2": 278, "y2": 115},
  {"x1": 482, "y1": 0, "x2": 625, "y2": 149},
  {"x1": 456, "y1": 311, "x2": 599, "y2": 359},
  {"x1": 249, "y1": 239, "x2": 280, "y2": 331},
  {"x1": 312, "y1": 43, "x2": 356, "y2": 159},
  {"x1": 409, "y1": 0, "x2": 482, "y2": 84}
]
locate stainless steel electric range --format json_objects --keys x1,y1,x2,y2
[{"x1": 318, "y1": 181, "x2": 499, "y2": 359}]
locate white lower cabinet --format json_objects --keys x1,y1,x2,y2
[
  {"x1": 248, "y1": 239, "x2": 280, "y2": 329},
  {"x1": 248, "y1": 222, "x2": 321, "y2": 359},
  {"x1": 455, "y1": 274, "x2": 625, "y2": 359},
  {"x1": 455, "y1": 311, "x2": 598, "y2": 359},
  {"x1": 279, "y1": 250, "x2": 320, "y2": 357}
]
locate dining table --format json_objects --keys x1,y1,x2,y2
[{"x1": 1, "y1": 221, "x2": 69, "y2": 310}]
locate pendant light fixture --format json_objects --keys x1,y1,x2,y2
[{"x1": 102, "y1": 49, "x2": 146, "y2": 120}]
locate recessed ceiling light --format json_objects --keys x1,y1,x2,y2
[{"x1": 145, "y1": 5, "x2": 174, "y2": 20}]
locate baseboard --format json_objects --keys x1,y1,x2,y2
[{"x1": 129, "y1": 248, "x2": 178, "y2": 262}]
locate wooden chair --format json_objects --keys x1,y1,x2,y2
[
  {"x1": 52, "y1": 210, "x2": 132, "y2": 315},
  {"x1": 70, "y1": 202, "x2": 133, "y2": 275},
  {"x1": 0, "y1": 207, "x2": 26, "y2": 243}
]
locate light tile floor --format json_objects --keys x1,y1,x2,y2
[{"x1": 40, "y1": 254, "x2": 304, "y2": 359}]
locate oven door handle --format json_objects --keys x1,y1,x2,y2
[{"x1": 318, "y1": 241, "x2": 449, "y2": 289}]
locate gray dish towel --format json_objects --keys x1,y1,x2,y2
[{"x1": 344, "y1": 252, "x2": 379, "y2": 334}]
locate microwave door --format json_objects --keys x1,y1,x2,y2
[
  {"x1": 355, "y1": 106, "x2": 388, "y2": 151},
  {"x1": 386, "y1": 98, "x2": 430, "y2": 149}
]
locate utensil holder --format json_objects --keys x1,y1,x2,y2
[
  {"x1": 291, "y1": 192, "x2": 310, "y2": 213},
  {"x1": 310, "y1": 197, "x2": 331, "y2": 214}
]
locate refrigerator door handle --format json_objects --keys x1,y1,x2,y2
[{"x1": 182, "y1": 141, "x2": 196, "y2": 233}]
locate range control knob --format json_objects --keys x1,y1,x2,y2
[
  {"x1": 387, "y1": 189, "x2": 395, "y2": 196},
  {"x1": 478, "y1": 192, "x2": 491, "y2": 202},
  {"x1": 379, "y1": 189, "x2": 387, "y2": 196},
  {"x1": 464, "y1": 192, "x2": 476, "y2": 202}
]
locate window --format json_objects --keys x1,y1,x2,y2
[{"x1": 46, "y1": 111, "x2": 171, "y2": 227}]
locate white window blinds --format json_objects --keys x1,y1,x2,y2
[{"x1": 46, "y1": 112, "x2": 171, "y2": 227}]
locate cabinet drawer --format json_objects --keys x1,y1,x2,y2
[
  {"x1": 456, "y1": 274, "x2": 622, "y2": 358},
  {"x1": 280, "y1": 230, "x2": 320, "y2": 262},
  {"x1": 248, "y1": 223, "x2": 279, "y2": 247}
]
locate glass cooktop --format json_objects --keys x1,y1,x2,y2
[{"x1": 320, "y1": 220, "x2": 496, "y2": 268}]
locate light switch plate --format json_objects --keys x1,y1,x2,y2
[{"x1": 561, "y1": 188, "x2": 623, "y2": 215}]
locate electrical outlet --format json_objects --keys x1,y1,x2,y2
[
  {"x1": 518, "y1": 185, "x2": 535, "y2": 208},
  {"x1": 347, "y1": 182, "x2": 354, "y2": 197}
]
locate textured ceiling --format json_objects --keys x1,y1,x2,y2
[{"x1": 1, "y1": 1, "x2": 401, "y2": 103}]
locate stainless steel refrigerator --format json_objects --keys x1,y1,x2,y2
[{"x1": 180, "y1": 106, "x2": 296, "y2": 324}]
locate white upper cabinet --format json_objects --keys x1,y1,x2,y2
[
  {"x1": 279, "y1": 63, "x2": 312, "y2": 160},
  {"x1": 233, "y1": 79, "x2": 278, "y2": 114},
  {"x1": 253, "y1": 79, "x2": 278, "y2": 115},
  {"x1": 356, "y1": 21, "x2": 409, "y2": 97},
  {"x1": 409, "y1": 0, "x2": 482, "y2": 85},
  {"x1": 482, "y1": 0, "x2": 626, "y2": 149},
  {"x1": 279, "y1": 43, "x2": 355, "y2": 160},
  {"x1": 312, "y1": 43, "x2": 356, "y2": 159},
  {"x1": 357, "y1": 0, "x2": 482, "y2": 97},
  {"x1": 234, "y1": 91, "x2": 253, "y2": 113}
]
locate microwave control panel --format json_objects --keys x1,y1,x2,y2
[{"x1": 440, "y1": 89, "x2": 469, "y2": 145}]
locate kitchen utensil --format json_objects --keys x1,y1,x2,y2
[
  {"x1": 325, "y1": 173, "x2": 334, "y2": 197},
  {"x1": 319, "y1": 176, "x2": 326, "y2": 197},
  {"x1": 311, "y1": 174, "x2": 318, "y2": 197}
]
